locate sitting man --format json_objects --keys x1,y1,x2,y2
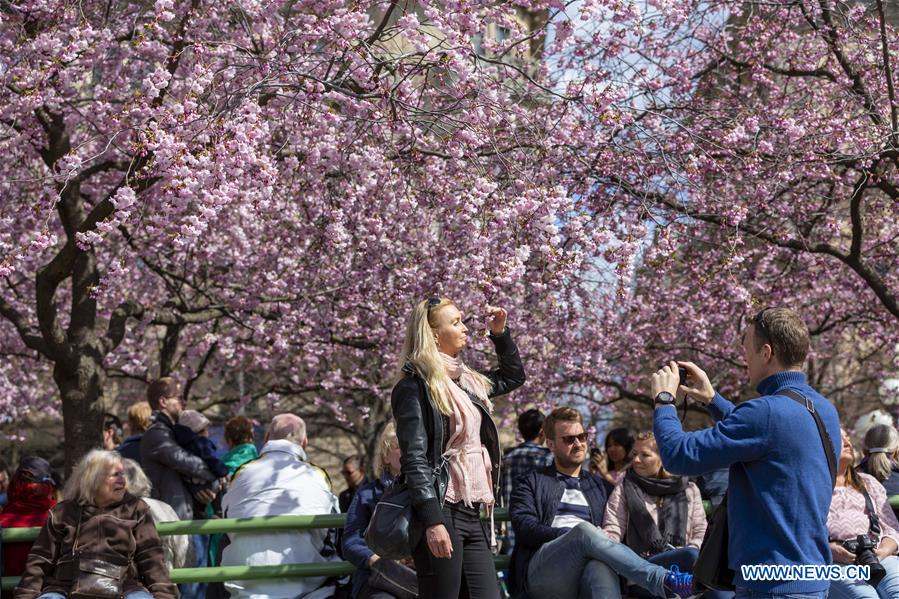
[
  {"x1": 222, "y1": 413, "x2": 341, "y2": 599},
  {"x1": 509, "y1": 406, "x2": 693, "y2": 599}
]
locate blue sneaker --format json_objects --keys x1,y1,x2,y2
[{"x1": 663, "y1": 565, "x2": 694, "y2": 598}]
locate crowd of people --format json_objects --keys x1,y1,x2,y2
[{"x1": 0, "y1": 300, "x2": 897, "y2": 599}]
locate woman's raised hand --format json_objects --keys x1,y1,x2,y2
[{"x1": 486, "y1": 306, "x2": 507, "y2": 336}]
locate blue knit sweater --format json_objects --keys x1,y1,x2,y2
[{"x1": 654, "y1": 371, "x2": 841, "y2": 594}]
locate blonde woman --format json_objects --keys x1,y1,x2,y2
[
  {"x1": 860, "y1": 424, "x2": 899, "y2": 497},
  {"x1": 14, "y1": 450, "x2": 177, "y2": 599},
  {"x1": 601, "y1": 432, "x2": 729, "y2": 599},
  {"x1": 391, "y1": 297, "x2": 525, "y2": 599},
  {"x1": 343, "y1": 424, "x2": 417, "y2": 598}
]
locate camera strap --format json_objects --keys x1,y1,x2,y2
[
  {"x1": 781, "y1": 390, "x2": 837, "y2": 488},
  {"x1": 862, "y1": 489, "x2": 882, "y2": 537}
]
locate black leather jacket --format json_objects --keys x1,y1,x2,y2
[{"x1": 391, "y1": 328, "x2": 526, "y2": 528}]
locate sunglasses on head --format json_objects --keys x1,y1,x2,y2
[
  {"x1": 750, "y1": 307, "x2": 773, "y2": 339},
  {"x1": 559, "y1": 432, "x2": 588, "y2": 445},
  {"x1": 426, "y1": 296, "x2": 441, "y2": 311}
]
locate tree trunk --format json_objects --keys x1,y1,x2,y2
[{"x1": 54, "y1": 350, "x2": 106, "y2": 476}]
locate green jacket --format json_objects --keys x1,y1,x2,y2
[{"x1": 223, "y1": 443, "x2": 259, "y2": 476}]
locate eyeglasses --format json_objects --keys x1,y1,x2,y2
[
  {"x1": 426, "y1": 296, "x2": 441, "y2": 311},
  {"x1": 559, "y1": 432, "x2": 588, "y2": 445}
]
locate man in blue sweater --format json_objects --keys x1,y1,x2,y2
[{"x1": 652, "y1": 307, "x2": 841, "y2": 599}]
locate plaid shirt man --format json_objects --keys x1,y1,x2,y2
[{"x1": 500, "y1": 440, "x2": 552, "y2": 553}]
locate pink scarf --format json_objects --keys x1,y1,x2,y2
[
  {"x1": 440, "y1": 353, "x2": 496, "y2": 545},
  {"x1": 440, "y1": 352, "x2": 492, "y2": 411}
]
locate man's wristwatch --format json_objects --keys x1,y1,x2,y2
[{"x1": 654, "y1": 392, "x2": 676, "y2": 406}]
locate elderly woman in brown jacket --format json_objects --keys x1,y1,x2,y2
[{"x1": 14, "y1": 449, "x2": 177, "y2": 599}]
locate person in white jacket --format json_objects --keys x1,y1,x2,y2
[{"x1": 222, "y1": 413, "x2": 340, "y2": 599}]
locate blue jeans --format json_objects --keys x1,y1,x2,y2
[
  {"x1": 179, "y1": 533, "x2": 210, "y2": 599},
  {"x1": 827, "y1": 556, "x2": 899, "y2": 599},
  {"x1": 734, "y1": 588, "x2": 829, "y2": 599},
  {"x1": 526, "y1": 522, "x2": 668, "y2": 599},
  {"x1": 37, "y1": 594, "x2": 153, "y2": 599}
]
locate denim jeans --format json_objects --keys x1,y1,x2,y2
[
  {"x1": 628, "y1": 547, "x2": 733, "y2": 599},
  {"x1": 733, "y1": 588, "x2": 829, "y2": 599},
  {"x1": 827, "y1": 556, "x2": 899, "y2": 599},
  {"x1": 37, "y1": 594, "x2": 154, "y2": 599},
  {"x1": 179, "y1": 533, "x2": 210, "y2": 599},
  {"x1": 525, "y1": 522, "x2": 668, "y2": 599}
]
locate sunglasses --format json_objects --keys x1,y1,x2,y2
[
  {"x1": 558, "y1": 432, "x2": 588, "y2": 445},
  {"x1": 750, "y1": 307, "x2": 773, "y2": 339}
]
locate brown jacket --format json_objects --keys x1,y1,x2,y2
[{"x1": 14, "y1": 493, "x2": 178, "y2": 599}]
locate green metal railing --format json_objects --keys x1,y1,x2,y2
[
  {"x1": 0, "y1": 509, "x2": 513, "y2": 590},
  {"x1": 5, "y1": 497, "x2": 899, "y2": 590}
]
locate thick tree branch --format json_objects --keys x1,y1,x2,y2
[
  {"x1": 817, "y1": 0, "x2": 885, "y2": 129},
  {"x1": 103, "y1": 300, "x2": 144, "y2": 354},
  {"x1": 0, "y1": 296, "x2": 50, "y2": 357},
  {"x1": 848, "y1": 168, "x2": 870, "y2": 262},
  {"x1": 328, "y1": 333, "x2": 379, "y2": 350},
  {"x1": 607, "y1": 175, "x2": 899, "y2": 321}
]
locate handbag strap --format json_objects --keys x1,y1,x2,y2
[
  {"x1": 72, "y1": 504, "x2": 84, "y2": 556},
  {"x1": 71, "y1": 503, "x2": 134, "y2": 570},
  {"x1": 781, "y1": 390, "x2": 837, "y2": 488}
]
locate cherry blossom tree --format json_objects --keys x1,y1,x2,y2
[
  {"x1": 3, "y1": 0, "x2": 899, "y2": 472},
  {"x1": 563, "y1": 0, "x2": 899, "y2": 424}
]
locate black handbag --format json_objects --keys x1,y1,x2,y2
[
  {"x1": 692, "y1": 494, "x2": 733, "y2": 591},
  {"x1": 70, "y1": 558, "x2": 128, "y2": 599},
  {"x1": 364, "y1": 483, "x2": 422, "y2": 560},
  {"x1": 368, "y1": 558, "x2": 418, "y2": 599},
  {"x1": 692, "y1": 389, "x2": 837, "y2": 592}
]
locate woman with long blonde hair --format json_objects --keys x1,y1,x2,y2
[{"x1": 390, "y1": 297, "x2": 525, "y2": 599}]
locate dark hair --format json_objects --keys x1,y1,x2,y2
[
  {"x1": 224, "y1": 416, "x2": 255, "y2": 446},
  {"x1": 103, "y1": 413, "x2": 123, "y2": 445},
  {"x1": 517, "y1": 409, "x2": 545, "y2": 442},
  {"x1": 103, "y1": 413, "x2": 122, "y2": 431},
  {"x1": 604, "y1": 427, "x2": 634, "y2": 472},
  {"x1": 543, "y1": 407, "x2": 582, "y2": 440},
  {"x1": 343, "y1": 455, "x2": 364, "y2": 471},
  {"x1": 748, "y1": 307, "x2": 810, "y2": 368},
  {"x1": 146, "y1": 377, "x2": 179, "y2": 410}
]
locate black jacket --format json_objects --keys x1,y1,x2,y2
[
  {"x1": 391, "y1": 328, "x2": 525, "y2": 528},
  {"x1": 508, "y1": 464, "x2": 608, "y2": 596}
]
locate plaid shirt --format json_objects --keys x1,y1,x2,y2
[
  {"x1": 499, "y1": 441, "x2": 553, "y2": 554},
  {"x1": 501, "y1": 441, "x2": 553, "y2": 508}
]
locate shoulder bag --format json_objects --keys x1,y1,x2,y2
[{"x1": 69, "y1": 505, "x2": 130, "y2": 599}]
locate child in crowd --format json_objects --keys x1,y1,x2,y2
[{"x1": 175, "y1": 409, "x2": 230, "y2": 516}]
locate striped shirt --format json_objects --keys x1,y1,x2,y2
[{"x1": 552, "y1": 473, "x2": 592, "y2": 529}]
